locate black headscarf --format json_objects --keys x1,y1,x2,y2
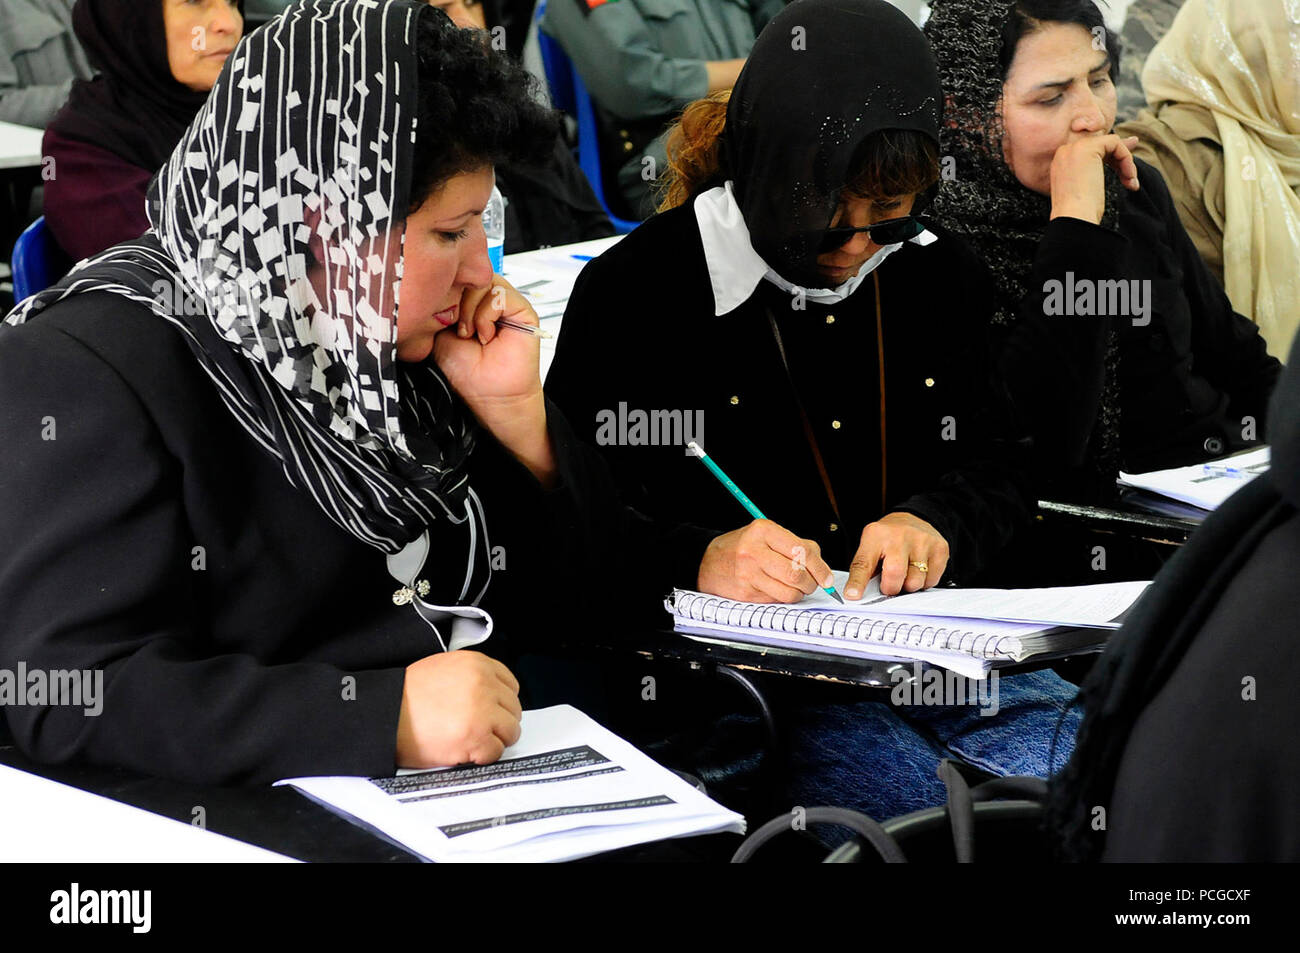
[
  {"x1": 1048, "y1": 326, "x2": 1300, "y2": 860},
  {"x1": 924, "y1": 0, "x2": 1125, "y2": 486},
  {"x1": 720, "y1": 0, "x2": 942, "y2": 289},
  {"x1": 48, "y1": 0, "x2": 244, "y2": 173}
]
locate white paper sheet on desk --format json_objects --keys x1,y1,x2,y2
[
  {"x1": 276, "y1": 705, "x2": 744, "y2": 863},
  {"x1": 0, "y1": 764, "x2": 296, "y2": 862},
  {"x1": 800, "y1": 572, "x2": 1150, "y2": 628},
  {"x1": 498, "y1": 262, "x2": 574, "y2": 320},
  {"x1": 1118, "y1": 446, "x2": 1270, "y2": 511},
  {"x1": 501, "y1": 235, "x2": 623, "y2": 320}
]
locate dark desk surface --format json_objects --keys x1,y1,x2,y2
[
  {"x1": 1037, "y1": 496, "x2": 1201, "y2": 546},
  {"x1": 0, "y1": 744, "x2": 741, "y2": 863},
  {"x1": 603, "y1": 628, "x2": 907, "y2": 688}
]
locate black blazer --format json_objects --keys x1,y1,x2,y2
[
  {"x1": 1003, "y1": 160, "x2": 1280, "y2": 484},
  {"x1": 545, "y1": 203, "x2": 1034, "y2": 587},
  {"x1": 0, "y1": 292, "x2": 639, "y2": 786},
  {"x1": 1052, "y1": 327, "x2": 1300, "y2": 861}
]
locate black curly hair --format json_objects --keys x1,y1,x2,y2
[{"x1": 408, "y1": 6, "x2": 556, "y2": 212}]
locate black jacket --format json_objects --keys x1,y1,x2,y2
[
  {"x1": 545, "y1": 203, "x2": 1033, "y2": 589},
  {"x1": 1049, "y1": 328, "x2": 1300, "y2": 861},
  {"x1": 1003, "y1": 160, "x2": 1280, "y2": 489},
  {"x1": 0, "y1": 292, "x2": 640, "y2": 786}
]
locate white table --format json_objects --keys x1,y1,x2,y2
[
  {"x1": 0, "y1": 120, "x2": 45, "y2": 171},
  {"x1": 501, "y1": 233, "x2": 625, "y2": 382},
  {"x1": 0, "y1": 763, "x2": 296, "y2": 862}
]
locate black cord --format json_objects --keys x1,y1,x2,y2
[{"x1": 731, "y1": 806, "x2": 907, "y2": 863}]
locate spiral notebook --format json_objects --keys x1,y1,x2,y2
[{"x1": 665, "y1": 583, "x2": 1124, "y2": 678}]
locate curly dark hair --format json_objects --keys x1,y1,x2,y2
[{"x1": 408, "y1": 6, "x2": 556, "y2": 212}]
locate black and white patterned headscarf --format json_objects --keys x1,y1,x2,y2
[{"x1": 7, "y1": 0, "x2": 491, "y2": 593}]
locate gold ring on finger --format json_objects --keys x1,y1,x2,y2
[{"x1": 908, "y1": 560, "x2": 929, "y2": 574}]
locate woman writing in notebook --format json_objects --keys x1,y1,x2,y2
[
  {"x1": 547, "y1": 0, "x2": 1079, "y2": 821},
  {"x1": 549, "y1": 0, "x2": 1032, "y2": 606},
  {"x1": 0, "y1": 1, "x2": 641, "y2": 786}
]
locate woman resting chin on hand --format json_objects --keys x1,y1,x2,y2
[{"x1": 0, "y1": 1, "x2": 624, "y2": 784}]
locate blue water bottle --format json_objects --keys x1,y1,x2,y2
[{"x1": 483, "y1": 186, "x2": 505, "y2": 273}]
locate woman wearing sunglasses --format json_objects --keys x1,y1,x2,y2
[
  {"x1": 546, "y1": 0, "x2": 1076, "y2": 823},
  {"x1": 548, "y1": 0, "x2": 1030, "y2": 606}
]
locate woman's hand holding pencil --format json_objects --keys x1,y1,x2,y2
[
  {"x1": 698, "y1": 519, "x2": 838, "y2": 604},
  {"x1": 688, "y1": 441, "x2": 844, "y2": 604}
]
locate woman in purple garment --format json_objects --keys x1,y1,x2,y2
[{"x1": 43, "y1": 0, "x2": 244, "y2": 262}]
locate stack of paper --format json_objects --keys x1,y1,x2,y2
[
  {"x1": 804, "y1": 574, "x2": 1149, "y2": 627},
  {"x1": 1118, "y1": 446, "x2": 1270, "y2": 512},
  {"x1": 277, "y1": 705, "x2": 744, "y2": 863},
  {"x1": 667, "y1": 573, "x2": 1150, "y2": 678}
]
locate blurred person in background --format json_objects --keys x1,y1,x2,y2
[
  {"x1": 42, "y1": 0, "x2": 244, "y2": 261},
  {"x1": 541, "y1": 0, "x2": 784, "y2": 220},
  {"x1": 0, "y1": 0, "x2": 93, "y2": 128},
  {"x1": 429, "y1": 0, "x2": 614, "y2": 250},
  {"x1": 1117, "y1": 0, "x2": 1300, "y2": 359}
]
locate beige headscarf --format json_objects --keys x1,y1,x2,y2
[{"x1": 1117, "y1": 0, "x2": 1300, "y2": 359}]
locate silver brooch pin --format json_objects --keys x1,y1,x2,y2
[{"x1": 392, "y1": 580, "x2": 431, "y2": 605}]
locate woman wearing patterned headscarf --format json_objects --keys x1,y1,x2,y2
[
  {"x1": 1117, "y1": 0, "x2": 1300, "y2": 359},
  {"x1": 925, "y1": 0, "x2": 1280, "y2": 508},
  {"x1": 0, "y1": 0, "x2": 630, "y2": 785},
  {"x1": 43, "y1": 1, "x2": 246, "y2": 261}
]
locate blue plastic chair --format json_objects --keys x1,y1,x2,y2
[
  {"x1": 535, "y1": 1, "x2": 641, "y2": 234},
  {"x1": 11, "y1": 216, "x2": 62, "y2": 302}
]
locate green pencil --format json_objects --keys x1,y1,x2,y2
[{"x1": 687, "y1": 441, "x2": 844, "y2": 604}]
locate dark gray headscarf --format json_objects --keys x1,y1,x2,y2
[{"x1": 925, "y1": 0, "x2": 1126, "y2": 485}]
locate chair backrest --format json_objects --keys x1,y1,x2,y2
[
  {"x1": 534, "y1": 2, "x2": 576, "y2": 115},
  {"x1": 12, "y1": 217, "x2": 58, "y2": 303},
  {"x1": 533, "y1": 0, "x2": 640, "y2": 234}
]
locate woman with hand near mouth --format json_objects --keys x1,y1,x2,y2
[
  {"x1": 924, "y1": 0, "x2": 1280, "y2": 500},
  {"x1": 42, "y1": 0, "x2": 245, "y2": 262},
  {"x1": 0, "y1": 1, "x2": 635, "y2": 785}
]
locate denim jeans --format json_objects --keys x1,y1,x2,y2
[{"x1": 782, "y1": 669, "x2": 1082, "y2": 823}]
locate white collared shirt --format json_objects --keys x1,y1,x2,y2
[{"x1": 693, "y1": 181, "x2": 937, "y2": 316}]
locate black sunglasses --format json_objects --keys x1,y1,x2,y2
[{"x1": 816, "y1": 215, "x2": 927, "y2": 253}]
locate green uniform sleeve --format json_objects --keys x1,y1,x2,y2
[{"x1": 542, "y1": 0, "x2": 711, "y2": 120}]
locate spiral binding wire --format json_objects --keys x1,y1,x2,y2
[{"x1": 671, "y1": 592, "x2": 1017, "y2": 661}]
